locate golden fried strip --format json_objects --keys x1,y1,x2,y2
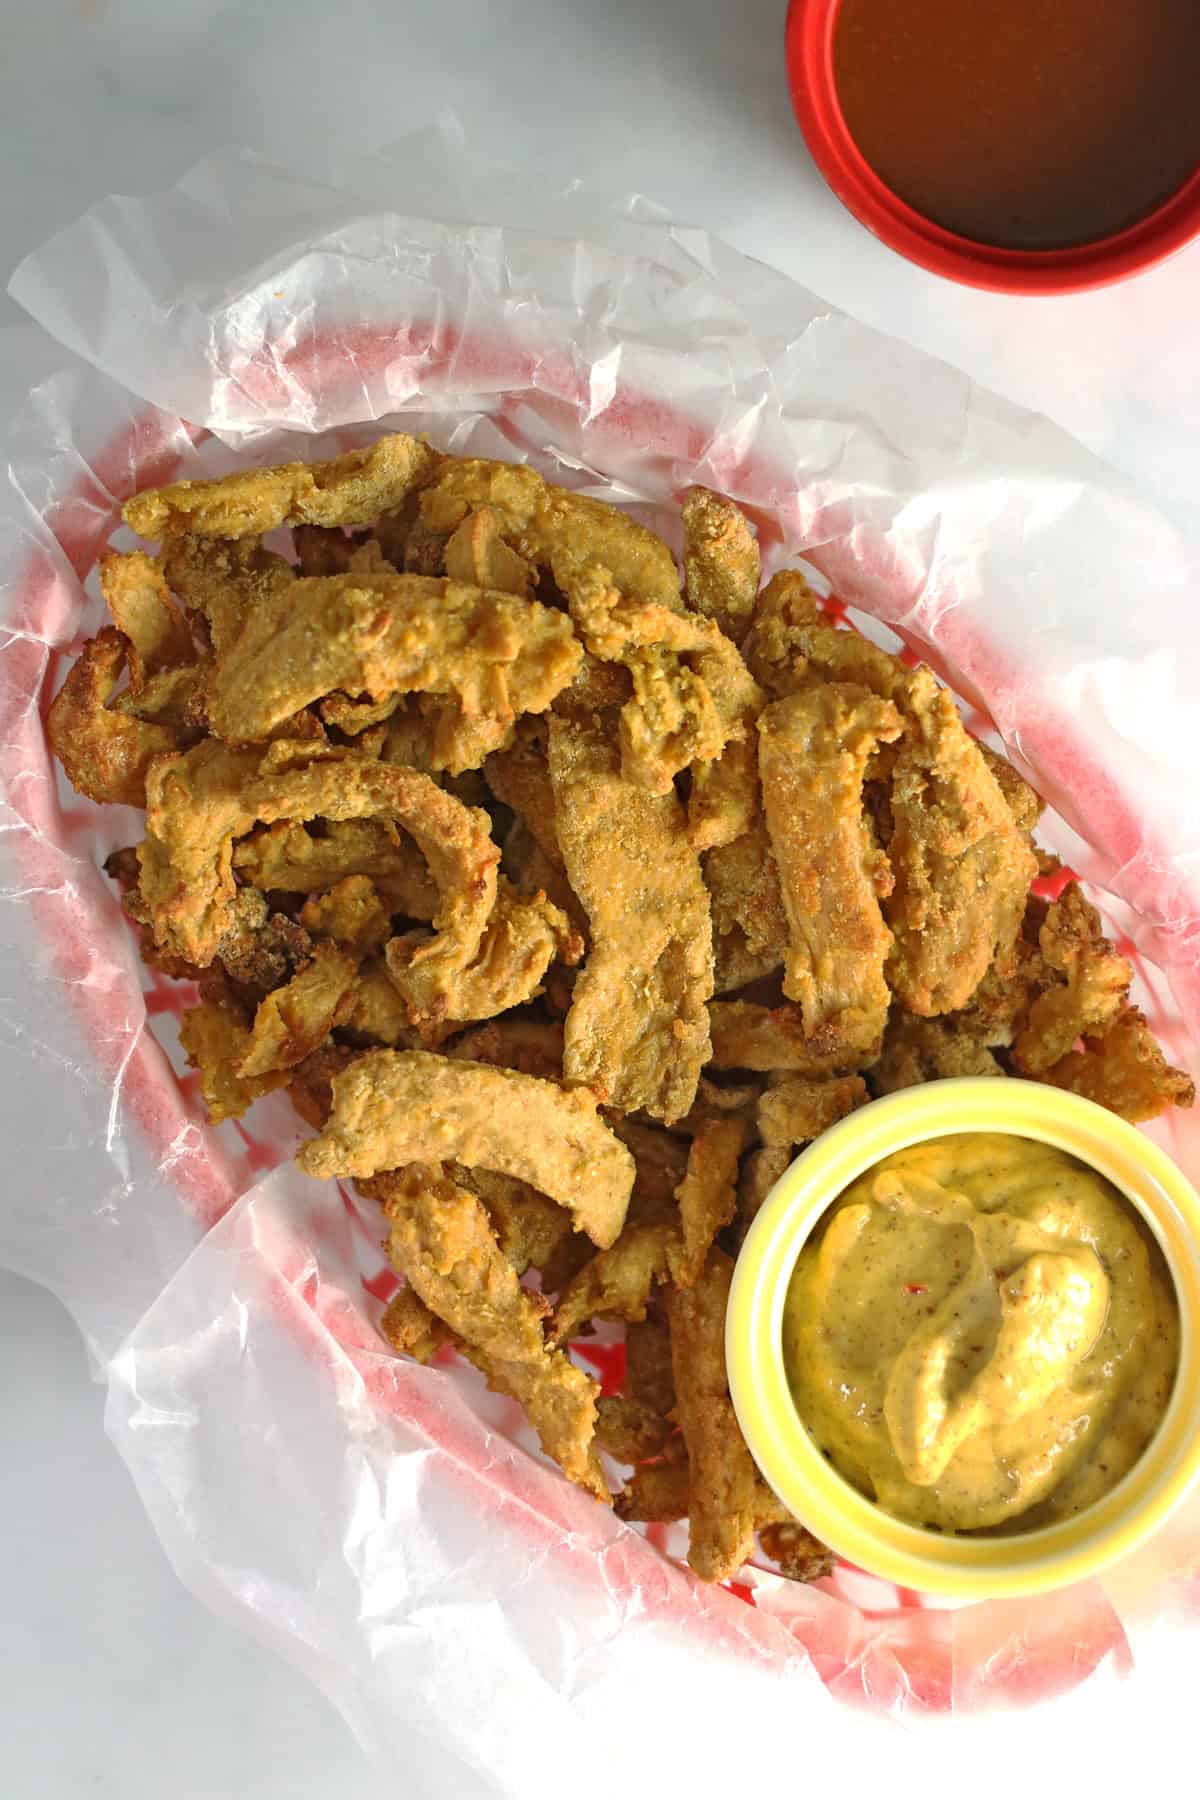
[
  {"x1": 454, "y1": 1168, "x2": 574, "y2": 1278},
  {"x1": 1013, "y1": 884, "x2": 1131, "y2": 1073},
  {"x1": 111, "y1": 663, "x2": 206, "y2": 734},
  {"x1": 139, "y1": 740, "x2": 499, "y2": 968},
  {"x1": 385, "y1": 879, "x2": 582, "y2": 1032},
  {"x1": 178, "y1": 991, "x2": 290, "y2": 1124},
  {"x1": 501, "y1": 816, "x2": 588, "y2": 937},
  {"x1": 99, "y1": 552, "x2": 193, "y2": 688},
  {"x1": 341, "y1": 957, "x2": 424, "y2": 1048},
  {"x1": 419, "y1": 457, "x2": 683, "y2": 612},
  {"x1": 163, "y1": 534, "x2": 296, "y2": 657},
  {"x1": 1043, "y1": 1006, "x2": 1195, "y2": 1122},
  {"x1": 484, "y1": 719, "x2": 563, "y2": 870},
  {"x1": 299, "y1": 875, "x2": 392, "y2": 953},
  {"x1": 667, "y1": 1250, "x2": 763, "y2": 1582},
  {"x1": 736, "y1": 1146, "x2": 792, "y2": 1239},
  {"x1": 564, "y1": 560, "x2": 761, "y2": 794},
  {"x1": 609, "y1": 1121, "x2": 692, "y2": 1225},
  {"x1": 688, "y1": 736, "x2": 761, "y2": 856},
  {"x1": 869, "y1": 1013, "x2": 1002, "y2": 1094},
  {"x1": 673, "y1": 1117, "x2": 743, "y2": 1288},
  {"x1": 978, "y1": 741, "x2": 1044, "y2": 837},
  {"x1": 758, "y1": 1521, "x2": 834, "y2": 1583},
  {"x1": 380, "y1": 1164, "x2": 607, "y2": 1501},
  {"x1": 444, "y1": 508, "x2": 533, "y2": 597},
  {"x1": 550, "y1": 1223, "x2": 677, "y2": 1345},
  {"x1": 743, "y1": 570, "x2": 906, "y2": 702},
  {"x1": 758, "y1": 683, "x2": 903, "y2": 1051},
  {"x1": 703, "y1": 819, "x2": 787, "y2": 959},
  {"x1": 594, "y1": 1396, "x2": 672, "y2": 1463},
  {"x1": 289, "y1": 1042, "x2": 358, "y2": 1129},
  {"x1": 625, "y1": 1310, "x2": 676, "y2": 1417},
  {"x1": 548, "y1": 709, "x2": 713, "y2": 1124},
  {"x1": 379, "y1": 1285, "x2": 454, "y2": 1364},
  {"x1": 885, "y1": 672, "x2": 1038, "y2": 1015},
  {"x1": 708, "y1": 1001, "x2": 876, "y2": 1073},
  {"x1": 238, "y1": 944, "x2": 358, "y2": 1078},
  {"x1": 48, "y1": 629, "x2": 182, "y2": 807},
  {"x1": 713, "y1": 931, "x2": 783, "y2": 996},
  {"x1": 204, "y1": 571, "x2": 582, "y2": 758},
  {"x1": 447, "y1": 1016, "x2": 565, "y2": 1081},
  {"x1": 297, "y1": 1049, "x2": 635, "y2": 1247},
  {"x1": 125, "y1": 433, "x2": 438, "y2": 541},
  {"x1": 755, "y1": 1074, "x2": 868, "y2": 1149},
  {"x1": 233, "y1": 817, "x2": 439, "y2": 920},
  {"x1": 681, "y1": 487, "x2": 760, "y2": 642},
  {"x1": 614, "y1": 1442, "x2": 690, "y2": 1523}
]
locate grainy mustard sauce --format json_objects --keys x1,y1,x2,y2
[{"x1": 782, "y1": 1133, "x2": 1178, "y2": 1531}]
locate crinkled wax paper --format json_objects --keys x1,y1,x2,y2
[{"x1": 4, "y1": 131, "x2": 1200, "y2": 1786}]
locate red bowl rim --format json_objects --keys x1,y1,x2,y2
[{"x1": 784, "y1": 0, "x2": 1200, "y2": 295}]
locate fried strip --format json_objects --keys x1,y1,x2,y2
[
  {"x1": 341, "y1": 957, "x2": 425, "y2": 1049},
  {"x1": 484, "y1": 720, "x2": 563, "y2": 870},
  {"x1": 688, "y1": 735, "x2": 761, "y2": 856},
  {"x1": 444, "y1": 507, "x2": 533, "y2": 597},
  {"x1": 758, "y1": 1521, "x2": 834, "y2": 1583},
  {"x1": 162, "y1": 534, "x2": 296, "y2": 657},
  {"x1": 869, "y1": 1014, "x2": 1002, "y2": 1094},
  {"x1": 238, "y1": 944, "x2": 358, "y2": 1078},
  {"x1": 681, "y1": 487, "x2": 760, "y2": 642},
  {"x1": 563, "y1": 560, "x2": 761, "y2": 793},
  {"x1": 885, "y1": 671, "x2": 1038, "y2": 1015},
  {"x1": 758, "y1": 683, "x2": 902, "y2": 1051},
  {"x1": 548, "y1": 709, "x2": 713, "y2": 1123},
  {"x1": 297, "y1": 1049, "x2": 634, "y2": 1247},
  {"x1": 667, "y1": 1250, "x2": 762, "y2": 1582},
  {"x1": 419, "y1": 457, "x2": 683, "y2": 612},
  {"x1": 139, "y1": 740, "x2": 499, "y2": 968},
  {"x1": 595, "y1": 1396, "x2": 672, "y2": 1464},
  {"x1": 178, "y1": 991, "x2": 290, "y2": 1124},
  {"x1": 1013, "y1": 884, "x2": 1131, "y2": 1073},
  {"x1": 743, "y1": 570, "x2": 905, "y2": 702},
  {"x1": 501, "y1": 816, "x2": 588, "y2": 936},
  {"x1": 454, "y1": 1168, "x2": 574, "y2": 1278},
  {"x1": 99, "y1": 551, "x2": 193, "y2": 688},
  {"x1": 379, "y1": 1285, "x2": 454, "y2": 1364},
  {"x1": 447, "y1": 1016, "x2": 565, "y2": 1081},
  {"x1": 624, "y1": 1310, "x2": 676, "y2": 1417},
  {"x1": 614, "y1": 1442, "x2": 691, "y2": 1523},
  {"x1": 385, "y1": 879, "x2": 582, "y2": 1031},
  {"x1": 381, "y1": 1164, "x2": 607, "y2": 1501},
  {"x1": 755, "y1": 1075, "x2": 867, "y2": 1149},
  {"x1": 233, "y1": 817, "x2": 439, "y2": 920},
  {"x1": 708, "y1": 1001, "x2": 875, "y2": 1073},
  {"x1": 289, "y1": 1042, "x2": 359, "y2": 1129},
  {"x1": 673, "y1": 1117, "x2": 744, "y2": 1287},
  {"x1": 1042, "y1": 1006, "x2": 1195, "y2": 1122},
  {"x1": 299, "y1": 875, "x2": 393, "y2": 953},
  {"x1": 703, "y1": 819, "x2": 787, "y2": 959},
  {"x1": 737, "y1": 1146, "x2": 792, "y2": 1239},
  {"x1": 550, "y1": 1223, "x2": 678, "y2": 1345},
  {"x1": 125, "y1": 433, "x2": 438, "y2": 540},
  {"x1": 48, "y1": 629, "x2": 180, "y2": 807},
  {"x1": 978, "y1": 742, "x2": 1044, "y2": 837},
  {"x1": 204, "y1": 572, "x2": 582, "y2": 759}
]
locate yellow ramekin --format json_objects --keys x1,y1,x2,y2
[{"x1": 726, "y1": 1077, "x2": 1200, "y2": 1600}]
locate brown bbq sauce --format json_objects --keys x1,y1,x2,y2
[{"x1": 834, "y1": 0, "x2": 1200, "y2": 249}]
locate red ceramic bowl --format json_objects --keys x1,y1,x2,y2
[{"x1": 785, "y1": 0, "x2": 1200, "y2": 295}]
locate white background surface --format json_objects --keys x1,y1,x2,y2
[{"x1": 4, "y1": 3, "x2": 1199, "y2": 1794}]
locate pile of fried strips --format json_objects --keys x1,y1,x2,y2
[{"x1": 49, "y1": 433, "x2": 1194, "y2": 1585}]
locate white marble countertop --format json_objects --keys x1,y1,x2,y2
[{"x1": 4, "y1": 3, "x2": 1198, "y2": 1793}]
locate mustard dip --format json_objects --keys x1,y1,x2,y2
[{"x1": 782, "y1": 1133, "x2": 1178, "y2": 1532}]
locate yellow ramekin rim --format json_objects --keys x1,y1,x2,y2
[{"x1": 726, "y1": 1077, "x2": 1200, "y2": 1600}]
